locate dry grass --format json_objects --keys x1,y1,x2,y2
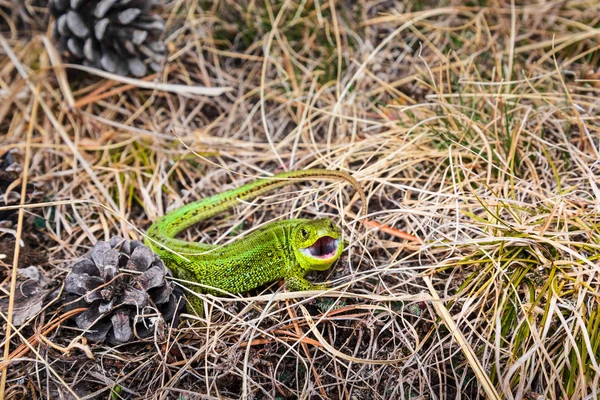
[{"x1": 2, "y1": 0, "x2": 600, "y2": 398}]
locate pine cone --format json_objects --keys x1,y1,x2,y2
[
  {"x1": 65, "y1": 236, "x2": 183, "y2": 344},
  {"x1": 0, "y1": 150, "x2": 44, "y2": 223},
  {"x1": 0, "y1": 267, "x2": 60, "y2": 326},
  {"x1": 49, "y1": 0, "x2": 166, "y2": 77}
]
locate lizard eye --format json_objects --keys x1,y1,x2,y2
[
  {"x1": 301, "y1": 228, "x2": 308, "y2": 239},
  {"x1": 329, "y1": 221, "x2": 335, "y2": 230}
]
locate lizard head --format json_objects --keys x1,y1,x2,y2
[{"x1": 293, "y1": 218, "x2": 343, "y2": 271}]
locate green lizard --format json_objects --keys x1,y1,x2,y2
[{"x1": 144, "y1": 169, "x2": 367, "y2": 314}]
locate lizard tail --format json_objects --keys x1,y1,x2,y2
[{"x1": 146, "y1": 168, "x2": 367, "y2": 244}]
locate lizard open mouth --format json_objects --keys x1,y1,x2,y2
[{"x1": 300, "y1": 236, "x2": 340, "y2": 259}]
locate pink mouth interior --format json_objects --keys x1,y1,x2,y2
[{"x1": 303, "y1": 236, "x2": 339, "y2": 259}]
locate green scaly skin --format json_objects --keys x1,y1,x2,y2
[{"x1": 144, "y1": 169, "x2": 367, "y2": 314}]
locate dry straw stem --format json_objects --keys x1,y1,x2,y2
[
  {"x1": 3, "y1": 0, "x2": 600, "y2": 399},
  {"x1": 0, "y1": 41, "x2": 39, "y2": 399},
  {"x1": 422, "y1": 275, "x2": 500, "y2": 400}
]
